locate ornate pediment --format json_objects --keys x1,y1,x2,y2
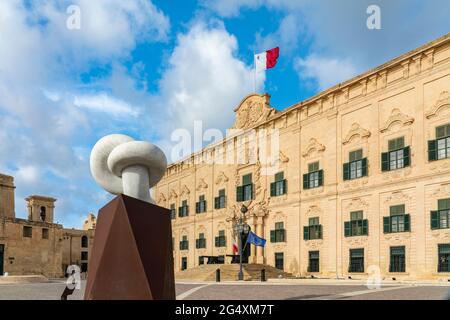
[
  {"x1": 196, "y1": 178, "x2": 208, "y2": 191},
  {"x1": 343, "y1": 123, "x2": 371, "y2": 145},
  {"x1": 180, "y1": 185, "x2": 190, "y2": 197},
  {"x1": 345, "y1": 198, "x2": 369, "y2": 212},
  {"x1": 426, "y1": 91, "x2": 450, "y2": 119},
  {"x1": 380, "y1": 108, "x2": 415, "y2": 133},
  {"x1": 302, "y1": 138, "x2": 326, "y2": 158},
  {"x1": 215, "y1": 171, "x2": 229, "y2": 185},
  {"x1": 168, "y1": 189, "x2": 178, "y2": 201},
  {"x1": 232, "y1": 93, "x2": 277, "y2": 130},
  {"x1": 307, "y1": 205, "x2": 322, "y2": 216},
  {"x1": 157, "y1": 193, "x2": 166, "y2": 205}
]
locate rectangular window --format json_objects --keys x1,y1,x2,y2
[
  {"x1": 180, "y1": 235, "x2": 189, "y2": 250},
  {"x1": 438, "y1": 244, "x2": 450, "y2": 273},
  {"x1": 215, "y1": 189, "x2": 226, "y2": 209},
  {"x1": 304, "y1": 218, "x2": 322, "y2": 240},
  {"x1": 196, "y1": 233, "x2": 206, "y2": 249},
  {"x1": 42, "y1": 228, "x2": 49, "y2": 239},
  {"x1": 429, "y1": 124, "x2": 450, "y2": 161},
  {"x1": 385, "y1": 205, "x2": 409, "y2": 233},
  {"x1": 179, "y1": 200, "x2": 189, "y2": 217},
  {"x1": 271, "y1": 222, "x2": 286, "y2": 243},
  {"x1": 196, "y1": 195, "x2": 207, "y2": 214},
  {"x1": 308, "y1": 251, "x2": 320, "y2": 273},
  {"x1": 303, "y1": 164, "x2": 323, "y2": 190},
  {"x1": 388, "y1": 137, "x2": 405, "y2": 151},
  {"x1": 383, "y1": 137, "x2": 410, "y2": 171},
  {"x1": 215, "y1": 230, "x2": 226, "y2": 247},
  {"x1": 81, "y1": 251, "x2": 88, "y2": 261},
  {"x1": 181, "y1": 257, "x2": 188, "y2": 271},
  {"x1": 23, "y1": 226, "x2": 32, "y2": 238},
  {"x1": 389, "y1": 246, "x2": 405, "y2": 273},
  {"x1": 270, "y1": 172, "x2": 287, "y2": 197},
  {"x1": 345, "y1": 211, "x2": 368, "y2": 237},
  {"x1": 237, "y1": 174, "x2": 253, "y2": 202},
  {"x1": 344, "y1": 149, "x2": 367, "y2": 180},
  {"x1": 432, "y1": 199, "x2": 450, "y2": 230},
  {"x1": 275, "y1": 252, "x2": 284, "y2": 270},
  {"x1": 170, "y1": 204, "x2": 176, "y2": 219},
  {"x1": 349, "y1": 248, "x2": 364, "y2": 273}
]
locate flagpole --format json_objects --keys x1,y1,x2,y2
[{"x1": 253, "y1": 50, "x2": 256, "y2": 93}]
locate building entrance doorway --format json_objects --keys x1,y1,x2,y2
[{"x1": 0, "y1": 245, "x2": 4, "y2": 276}]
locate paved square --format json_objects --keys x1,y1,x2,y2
[{"x1": 0, "y1": 280, "x2": 449, "y2": 300}]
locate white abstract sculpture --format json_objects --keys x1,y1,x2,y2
[{"x1": 90, "y1": 134, "x2": 167, "y2": 203}]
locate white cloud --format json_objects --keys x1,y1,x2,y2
[
  {"x1": 0, "y1": 0, "x2": 170, "y2": 227},
  {"x1": 152, "y1": 20, "x2": 265, "y2": 160},
  {"x1": 15, "y1": 165, "x2": 41, "y2": 186},
  {"x1": 74, "y1": 93, "x2": 140, "y2": 117},
  {"x1": 294, "y1": 55, "x2": 357, "y2": 91}
]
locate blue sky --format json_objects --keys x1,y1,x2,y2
[{"x1": 0, "y1": 0, "x2": 449, "y2": 228}]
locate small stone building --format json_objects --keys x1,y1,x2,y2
[{"x1": 0, "y1": 173, "x2": 94, "y2": 278}]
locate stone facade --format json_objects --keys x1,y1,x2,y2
[
  {"x1": 0, "y1": 173, "x2": 94, "y2": 278},
  {"x1": 155, "y1": 33, "x2": 450, "y2": 280}
]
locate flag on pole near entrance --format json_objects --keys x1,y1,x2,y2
[
  {"x1": 255, "y1": 47, "x2": 280, "y2": 72},
  {"x1": 232, "y1": 240, "x2": 239, "y2": 254},
  {"x1": 246, "y1": 231, "x2": 266, "y2": 247}
]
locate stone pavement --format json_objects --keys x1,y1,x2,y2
[{"x1": 0, "y1": 279, "x2": 448, "y2": 300}]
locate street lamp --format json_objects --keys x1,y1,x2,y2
[{"x1": 233, "y1": 204, "x2": 250, "y2": 281}]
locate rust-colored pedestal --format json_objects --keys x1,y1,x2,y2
[{"x1": 84, "y1": 194, "x2": 175, "y2": 300}]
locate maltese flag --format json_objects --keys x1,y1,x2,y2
[{"x1": 255, "y1": 47, "x2": 280, "y2": 72}]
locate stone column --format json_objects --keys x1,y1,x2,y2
[{"x1": 256, "y1": 216, "x2": 265, "y2": 264}]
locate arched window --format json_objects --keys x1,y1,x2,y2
[
  {"x1": 81, "y1": 235, "x2": 88, "y2": 248},
  {"x1": 40, "y1": 206, "x2": 46, "y2": 222}
]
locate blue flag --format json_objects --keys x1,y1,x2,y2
[{"x1": 246, "y1": 231, "x2": 266, "y2": 247}]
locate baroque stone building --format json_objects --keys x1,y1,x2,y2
[
  {"x1": 0, "y1": 173, "x2": 94, "y2": 277},
  {"x1": 155, "y1": 33, "x2": 450, "y2": 280}
]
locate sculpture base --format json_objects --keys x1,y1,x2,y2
[{"x1": 84, "y1": 194, "x2": 175, "y2": 300}]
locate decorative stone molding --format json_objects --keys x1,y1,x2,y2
[
  {"x1": 157, "y1": 193, "x2": 166, "y2": 205},
  {"x1": 431, "y1": 183, "x2": 450, "y2": 198},
  {"x1": 232, "y1": 93, "x2": 277, "y2": 130},
  {"x1": 425, "y1": 91, "x2": 450, "y2": 119},
  {"x1": 345, "y1": 198, "x2": 369, "y2": 212},
  {"x1": 342, "y1": 123, "x2": 371, "y2": 145},
  {"x1": 307, "y1": 205, "x2": 322, "y2": 216},
  {"x1": 196, "y1": 178, "x2": 208, "y2": 191},
  {"x1": 302, "y1": 138, "x2": 326, "y2": 158},
  {"x1": 270, "y1": 211, "x2": 287, "y2": 222},
  {"x1": 215, "y1": 171, "x2": 229, "y2": 185},
  {"x1": 279, "y1": 150, "x2": 290, "y2": 163},
  {"x1": 380, "y1": 108, "x2": 415, "y2": 133},
  {"x1": 381, "y1": 167, "x2": 412, "y2": 181},
  {"x1": 168, "y1": 189, "x2": 178, "y2": 201},
  {"x1": 384, "y1": 190, "x2": 412, "y2": 204},
  {"x1": 305, "y1": 240, "x2": 323, "y2": 249},
  {"x1": 180, "y1": 185, "x2": 190, "y2": 197}
]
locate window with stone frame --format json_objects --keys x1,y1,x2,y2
[
  {"x1": 429, "y1": 123, "x2": 450, "y2": 161},
  {"x1": 382, "y1": 137, "x2": 410, "y2": 171},
  {"x1": 384, "y1": 204, "x2": 410, "y2": 233},
  {"x1": 343, "y1": 149, "x2": 368, "y2": 180}
]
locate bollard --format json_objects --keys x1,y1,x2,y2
[
  {"x1": 216, "y1": 268, "x2": 221, "y2": 282},
  {"x1": 261, "y1": 268, "x2": 266, "y2": 282}
]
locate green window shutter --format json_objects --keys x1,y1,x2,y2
[
  {"x1": 178, "y1": 207, "x2": 182, "y2": 217},
  {"x1": 404, "y1": 214, "x2": 410, "y2": 232},
  {"x1": 403, "y1": 146, "x2": 411, "y2": 167},
  {"x1": 283, "y1": 180, "x2": 287, "y2": 194},
  {"x1": 236, "y1": 186, "x2": 243, "y2": 202},
  {"x1": 250, "y1": 183, "x2": 254, "y2": 199},
  {"x1": 195, "y1": 202, "x2": 200, "y2": 213},
  {"x1": 383, "y1": 217, "x2": 391, "y2": 233},
  {"x1": 214, "y1": 197, "x2": 219, "y2": 209},
  {"x1": 318, "y1": 170, "x2": 324, "y2": 187},
  {"x1": 343, "y1": 163, "x2": 350, "y2": 181},
  {"x1": 270, "y1": 230, "x2": 275, "y2": 242},
  {"x1": 362, "y1": 219, "x2": 369, "y2": 235},
  {"x1": 196, "y1": 239, "x2": 199, "y2": 249},
  {"x1": 344, "y1": 221, "x2": 351, "y2": 237},
  {"x1": 204, "y1": 201, "x2": 207, "y2": 212},
  {"x1": 318, "y1": 225, "x2": 323, "y2": 239},
  {"x1": 303, "y1": 226, "x2": 310, "y2": 240},
  {"x1": 381, "y1": 152, "x2": 389, "y2": 172},
  {"x1": 428, "y1": 140, "x2": 437, "y2": 161},
  {"x1": 281, "y1": 230, "x2": 285, "y2": 242},
  {"x1": 361, "y1": 158, "x2": 368, "y2": 177},
  {"x1": 215, "y1": 237, "x2": 219, "y2": 247},
  {"x1": 431, "y1": 211, "x2": 439, "y2": 229},
  {"x1": 270, "y1": 182, "x2": 276, "y2": 197},
  {"x1": 303, "y1": 173, "x2": 309, "y2": 189}
]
